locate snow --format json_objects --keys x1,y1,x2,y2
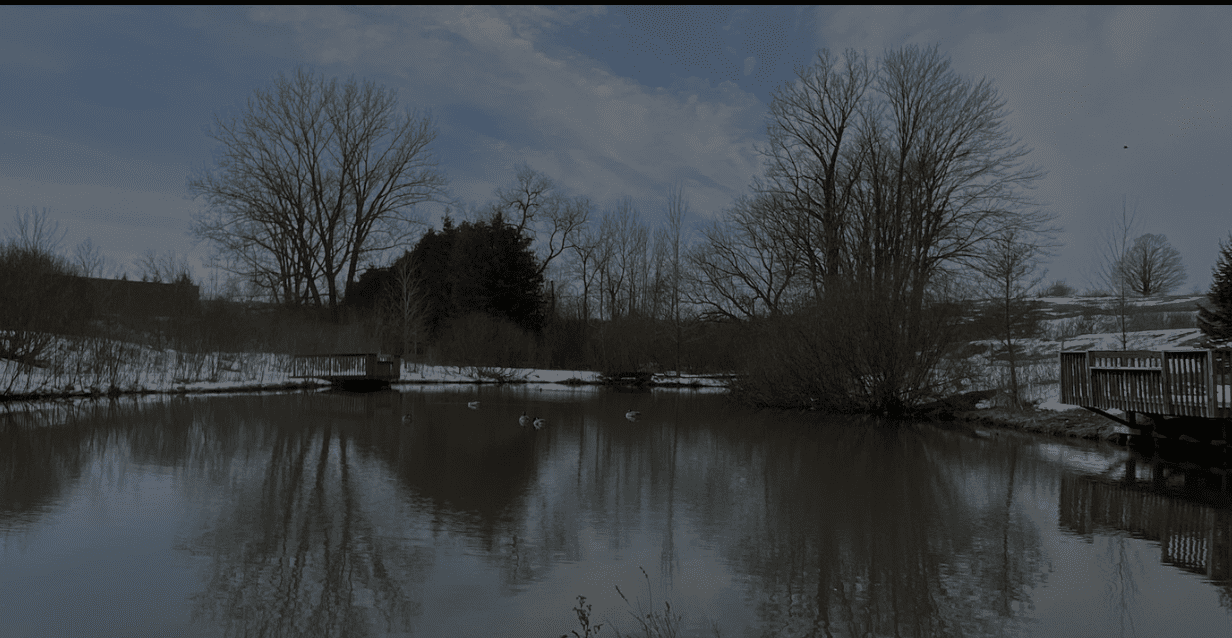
[{"x1": 0, "y1": 335, "x2": 729, "y2": 400}]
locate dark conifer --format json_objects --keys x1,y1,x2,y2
[
  {"x1": 370, "y1": 212, "x2": 546, "y2": 339},
  {"x1": 1197, "y1": 234, "x2": 1232, "y2": 345}
]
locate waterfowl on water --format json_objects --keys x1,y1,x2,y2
[
  {"x1": 625, "y1": 410, "x2": 641, "y2": 421},
  {"x1": 533, "y1": 417, "x2": 546, "y2": 430},
  {"x1": 519, "y1": 412, "x2": 531, "y2": 427},
  {"x1": 468, "y1": 401, "x2": 480, "y2": 409}
]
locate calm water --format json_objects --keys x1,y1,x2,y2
[{"x1": 1, "y1": 386, "x2": 1231, "y2": 637}]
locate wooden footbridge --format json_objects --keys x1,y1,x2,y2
[
  {"x1": 290, "y1": 353, "x2": 402, "y2": 390},
  {"x1": 1060, "y1": 349, "x2": 1232, "y2": 443}
]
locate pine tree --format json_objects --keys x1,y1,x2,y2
[{"x1": 1197, "y1": 234, "x2": 1232, "y2": 345}]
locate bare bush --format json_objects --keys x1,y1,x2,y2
[{"x1": 431, "y1": 313, "x2": 539, "y2": 368}]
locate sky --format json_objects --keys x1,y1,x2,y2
[{"x1": 1, "y1": 5, "x2": 1230, "y2": 295}]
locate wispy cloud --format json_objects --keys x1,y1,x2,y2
[{"x1": 234, "y1": 6, "x2": 765, "y2": 216}]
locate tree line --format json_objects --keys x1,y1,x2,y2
[{"x1": 8, "y1": 46, "x2": 1232, "y2": 414}]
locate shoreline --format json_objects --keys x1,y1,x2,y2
[
  {"x1": 948, "y1": 405, "x2": 1126, "y2": 443},
  {"x1": 0, "y1": 373, "x2": 727, "y2": 404}
]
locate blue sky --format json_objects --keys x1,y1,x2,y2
[{"x1": 1, "y1": 5, "x2": 1230, "y2": 294}]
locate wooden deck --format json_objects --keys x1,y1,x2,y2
[
  {"x1": 1060, "y1": 349, "x2": 1232, "y2": 421},
  {"x1": 290, "y1": 353, "x2": 402, "y2": 388}
]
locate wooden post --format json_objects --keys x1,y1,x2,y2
[
  {"x1": 1160, "y1": 351, "x2": 1172, "y2": 415},
  {"x1": 1208, "y1": 350, "x2": 1217, "y2": 419},
  {"x1": 1085, "y1": 351, "x2": 1093, "y2": 407}
]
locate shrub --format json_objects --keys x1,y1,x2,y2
[{"x1": 432, "y1": 312, "x2": 539, "y2": 368}]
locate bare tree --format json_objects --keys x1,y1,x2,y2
[
  {"x1": 662, "y1": 183, "x2": 689, "y2": 373},
  {"x1": 189, "y1": 67, "x2": 447, "y2": 315},
  {"x1": 1122, "y1": 233, "x2": 1186, "y2": 297},
  {"x1": 7, "y1": 205, "x2": 66, "y2": 254},
  {"x1": 493, "y1": 162, "x2": 591, "y2": 278},
  {"x1": 381, "y1": 259, "x2": 427, "y2": 358},
  {"x1": 0, "y1": 207, "x2": 80, "y2": 366},
  {"x1": 565, "y1": 224, "x2": 607, "y2": 323},
  {"x1": 596, "y1": 198, "x2": 648, "y2": 320},
  {"x1": 134, "y1": 248, "x2": 193, "y2": 283},
  {"x1": 1093, "y1": 197, "x2": 1142, "y2": 350},
  {"x1": 756, "y1": 49, "x2": 874, "y2": 297},
  {"x1": 71, "y1": 237, "x2": 107, "y2": 278},
  {"x1": 975, "y1": 228, "x2": 1056, "y2": 407},
  {"x1": 685, "y1": 192, "x2": 803, "y2": 320}
]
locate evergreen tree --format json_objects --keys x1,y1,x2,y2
[
  {"x1": 390, "y1": 212, "x2": 545, "y2": 339},
  {"x1": 447, "y1": 213, "x2": 545, "y2": 333},
  {"x1": 1197, "y1": 234, "x2": 1232, "y2": 345},
  {"x1": 405, "y1": 216, "x2": 458, "y2": 338},
  {"x1": 343, "y1": 265, "x2": 392, "y2": 312}
]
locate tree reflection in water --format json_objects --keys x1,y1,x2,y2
[
  {"x1": 706, "y1": 419, "x2": 1049, "y2": 637},
  {"x1": 6, "y1": 390, "x2": 1232, "y2": 636},
  {"x1": 181, "y1": 392, "x2": 435, "y2": 637}
]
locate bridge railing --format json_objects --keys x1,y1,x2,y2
[
  {"x1": 290, "y1": 353, "x2": 401, "y2": 380},
  {"x1": 1060, "y1": 349, "x2": 1232, "y2": 418}
]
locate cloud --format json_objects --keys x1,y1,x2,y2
[{"x1": 233, "y1": 6, "x2": 767, "y2": 218}]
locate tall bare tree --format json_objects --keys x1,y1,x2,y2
[
  {"x1": 1093, "y1": 196, "x2": 1142, "y2": 350},
  {"x1": 381, "y1": 258, "x2": 427, "y2": 358},
  {"x1": 493, "y1": 162, "x2": 591, "y2": 279},
  {"x1": 975, "y1": 228, "x2": 1056, "y2": 407},
  {"x1": 595, "y1": 198, "x2": 648, "y2": 320},
  {"x1": 189, "y1": 67, "x2": 447, "y2": 315},
  {"x1": 662, "y1": 183, "x2": 689, "y2": 373},
  {"x1": 565, "y1": 224, "x2": 607, "y2": 323},
  {"x1": 1122, "y1": 233, "x2": 1186, "y2": 297},
  {"x1": 756, "y1": 49, "x2": 873, "y2": 297}
]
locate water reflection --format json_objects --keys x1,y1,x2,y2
[
  {"x1": 691, "y1": 420, "x2": 1050, "y2": 637},
  {"x1": 2, "y1": 390, "x2": 1232, "y2": 637},
  {"x1": 1059, "y1": 465, "x2": 1232, "y2": 607}
]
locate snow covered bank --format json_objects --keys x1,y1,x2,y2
[{"x1": 1, "y1": 335, "x2": 729, "y2": 402}]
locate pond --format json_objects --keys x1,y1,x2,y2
[{"x1": 1, "y1": 386, "x2": 1230, "y2": 637}]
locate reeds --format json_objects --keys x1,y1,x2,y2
[{"x1": 563, "y1": 567, "x2": 696, "y2": 638}]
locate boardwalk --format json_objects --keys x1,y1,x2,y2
[
  {"x1": 289, "y1": 353, "x2": 402, "y2": 389},
  {"x1": 1060, "y1": 349, "x2": 1232, "y2": 421}
]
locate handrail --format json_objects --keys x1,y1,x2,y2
[
  {"x1": 289, "y1": 353, "x2": 402, "y2": 380},
  {"x1": 1059, "y1": 348, "x2": 1232, "y2": 419}
]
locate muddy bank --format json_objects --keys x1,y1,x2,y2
[{"x1": 950, "y1": 406, "x2": 1125, "y2": 442}]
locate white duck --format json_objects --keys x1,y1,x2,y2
[
  {"x1": 468, "y1": 401, "x2": 480, "y2": 410},
  {"x1": 625, "y1": 410, "x2": 641, "y2": 421},
  {"x1": 519, "y1": 412, "x2": 531, "y2": 428}
]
